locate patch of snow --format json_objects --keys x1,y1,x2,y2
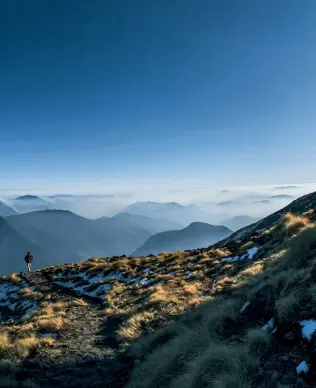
[
  {"x1": 139, "y1": 278, "x2": 150, "y2": 286},
  {"x1": 245, "y1": 246, "x2": 259, "y2": 260},
  {"x1": 300, "y1": 320, "x2": 316, "y2": 341},
  {"x1": 222, "y1": 256, "x2": 240, "y2": 263},
  {"x1": 296, "y1": 361, "x2": 309, "y2": 375},
  {"x1": 88, "y1": 284, "x2": 110, "y2": 297},
  {"x1": 222, "y1": 246, "x2": 259, "y2": 263},
  {"x1": 67, "y1": 270, "x2": 130, "y2": 284},
  {"x1": 263, "y1": 318, "x2": 274, "y2": 331},
  {"x1": 240, "y1": 301, "x2": 250, "y2": 313},
  {"x1": 0, "y1": 281, "x2": 39, "y2": 317}
]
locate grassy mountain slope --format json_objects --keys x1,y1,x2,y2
[
  {"x1": 133, "y1": 222, "x2": 232, "y2": 256},
  {"x1": 2, "y1": 192, "x2": 316, "y2": 387},
  {"x1": 219, "y1": 191, "x2": 316, "y2": 244}
]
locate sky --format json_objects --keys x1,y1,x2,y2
[{"x1": 1, "y1": 0, "x2": 316, "y2": 196}]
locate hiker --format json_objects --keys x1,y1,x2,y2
[{"x1": 24, "y1": 251, "x2": 33, "y2": 273}]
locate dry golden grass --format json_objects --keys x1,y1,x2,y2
[
  {"x1": 0, "y1": 332, "x2": 10, "y2": 351},
  {"x1": 117, "y1": 312, "x2": 155, "y2": 341},
  {"x1": 39, "y1": 337, "x2": 55, "y2": 347},
  {"x1": 35, "y1": 316, "x2": 63, "y2": 331},
  {"x1": 15, "y1": 335, "x2": 38, "y2": 350},
  {"x1": 239, "y1": 262, "x2": 264, "y2": 278},
  {"x1": 7, "y1": 273, "x2": 22, "y2": 284},
  {"x1": 283, "y1": 212, "x2": 310, "y2": 232},
  {"x1": 51, "y1": 302, "x2": 66, "y2": 312},
  {"x1": 211, "y1": 248, "x2": 231, "y2": 258},
  {"x1": 13, "y1": 335, "x2": 39, "y2": 357},
  {"x1": 8, "y1": 323, "x2": 35, "y2": 334},
  {"x1": 19, "y1": 287, "x2": 33, "y2": 297},
  {"x1": 72, "y1": 298, "x2": 88, "y2": 306}
]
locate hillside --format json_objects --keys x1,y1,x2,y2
[
  {"x1": 0, "y1": 200, "x2": 18, "y2": 217},
  {"x1": 221, "y1": 215, "x2": 260, "y2": 231},
  {"x1": 219, "y1": 190, "x2": 316, "y2": 244},
  {"x1": 133, "y1": 222, "x2": 232, "y2": 256},
  {"x1": 2, "y1": 191, "x2": 316, "y2": 387},
  {"x1": 4, "y1": 210, "x2": 151, "y2": 268},
  {"x1": 0, "y1": 216, "x2": 52, "y2": 274}
]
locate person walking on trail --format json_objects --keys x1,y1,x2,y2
[{"x1": 24, "y1": 251, "x2": 33, "y2": 273}]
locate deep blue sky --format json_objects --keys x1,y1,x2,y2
[{"x1": 1, "y1": 1, "x2": 316, "y2": 193}]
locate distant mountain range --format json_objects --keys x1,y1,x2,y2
[
  {"x1": 107, "y1": 212, "x2": 184, "y2": 234},
  {"x1": 123, "y1": 201, "x2": 212, "y2": 225},
  {"x1": 5, "y1": 209, "x2": 151, "y2": 263},
  {"x1": 13, "y1": 195, "x2": 53, "y2": 213},
  {"x1": 132, "y1": 222, "x2": 232, "y2": 256},
  {"x1": 0, "y1": 205, "x2": 233, "y2": 274}
]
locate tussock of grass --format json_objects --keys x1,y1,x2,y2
[
  {"x1": 36, "y1": 316, "x2": 63, "y2": 332},
  {"x1": 72, "y1": 298, "x2": 88, "y2": 306},
  {"x1": 117, "y1": 312, "x2": 155, "y2": 341},
  {"x1": 13, "y1": 335, "x2": 40, "y2": 358},
  {"x1": 39, "y1": 337, "x2": 55, "y2": 347},
  {"x1": 50, "y1": 302, "x2": 66, "y2": 312},
  {"x1": 7, "y1": 273, "x2": 22, "y2": 284},
  {"x1": 283, "y1": 212, "x2": 310, "y2": 234},
  {"x1": 19, "y1": 287, "x2": 33, "y2": 297},
  {"x1": 0, "y1": 332, "x2": 10, "y2": 351}
]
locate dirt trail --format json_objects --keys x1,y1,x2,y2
[{"x1": 21, "y1": 271, "x2": 131, "y2": 388}]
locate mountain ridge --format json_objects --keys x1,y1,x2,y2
[
  {"x1": 132, "y1": 221, "x2": 232, "y2": 256},
  {"x1": 0, "y1": 200, "x2": 18, "y2": 217}
]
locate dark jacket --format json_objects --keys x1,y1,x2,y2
[{"x1": 24, "y1": 253, "x2": 33, "y2": 263}]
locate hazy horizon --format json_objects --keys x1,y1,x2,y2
[{"x1": 1, "y1": 181, "x2": 316, "y2": 220}]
